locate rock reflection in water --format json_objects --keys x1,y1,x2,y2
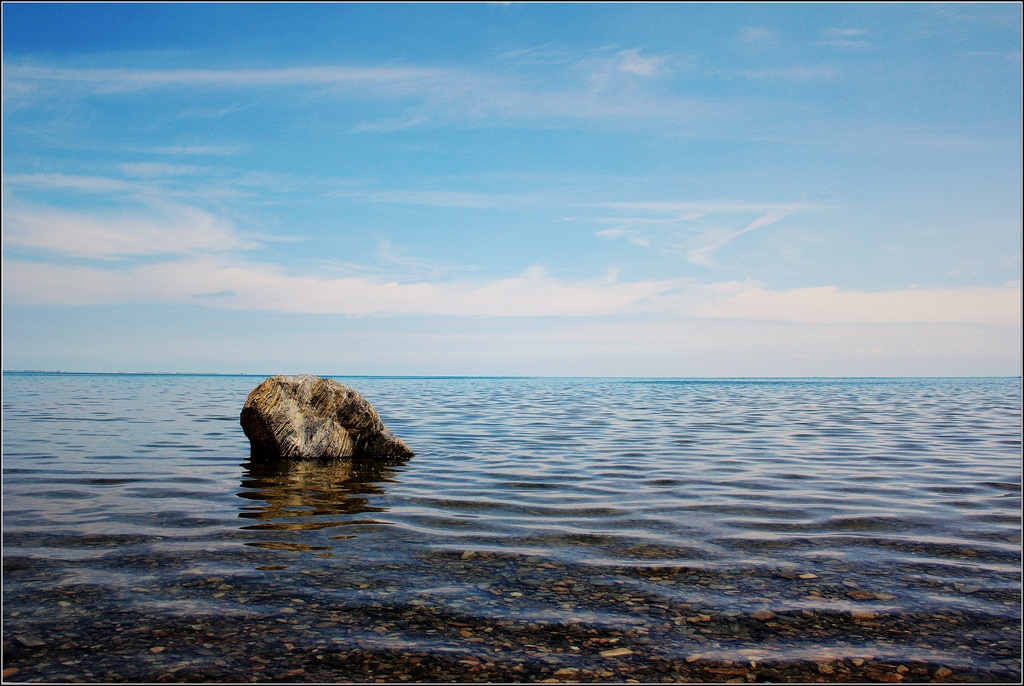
[{"x1": 236, "y1": 458, "x2": 406, "y2": 553}]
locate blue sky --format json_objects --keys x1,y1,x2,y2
[{"x1": 2, "y1": 3, "x2": 1021, "y2": 376}]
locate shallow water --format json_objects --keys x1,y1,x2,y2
[{"x1": 2, "y1": 374, "x2": 1021, "y2": 682}]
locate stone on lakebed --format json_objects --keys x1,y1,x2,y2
[{"x1": 240, "y1": 374, "x2": 413, "y2": 460}]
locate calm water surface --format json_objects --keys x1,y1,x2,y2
[{"x1": 2, "y1": 374, "x2": 1020, "y2": 681}]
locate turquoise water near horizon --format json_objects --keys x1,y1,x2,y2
[{"x1": 2, "y1": 373, "x2": 1020, "y2": 681}]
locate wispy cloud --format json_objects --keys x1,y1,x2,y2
[
  {"x1": 739, "y1": 66, "x2": 837, "y2": 81},
  {"x1": 583, "y1": 47, "x2": 673, "y2": 92},
  {"x1": 595, "y1": 226, "x2": 652, "y2": 247},
  {"x1": 598, "y1": 200, "x2": 823, "y2": 213},
  {"x1": 326, "y1": 187, "x2": 526, "y2": 209},
  {"x1": 498, "y1": 45, "x2": 581, "y2": 67},
  {"x1": 826, "y1": 28, "x2": 867, "y2": 37},
  {"x1": 819, "y1": 39, "x2": 869, "y2": 49},
  {"x1": 120, "y1": 162, "x2": 206, "y2": 177},
  {"x1": 5, "y1": 58, "x2": 729, "y2": 131},
  {"x1": 151, "y1": 144, "x2": 246, "y2": 156},
  {"x1": 4, "y1": 64, "x2": 450, "y2": 90},
  {"x1": 958, "y1": 50, "x2": 1022, "y2": 61},
  {"x1": 3, "y1": 172, "x2": 136, "y2": 194},
  {"x1": 3, "y1": 166, "x2": 549, "y2": 212},
  {"x1": 740, "y1": 27, "x2": 775, "y2": 44},
  {"x1": 500, "y1": 44, "x2": 670, "y2": 78},
  {"x1": 818, "y1": 27, "x2": 870, "y2": 49},
  {"x1": 3, "y1": 170, "x2": 260, "y2": 205},
  {"x1": 2, "y1": 200, "x2": 252, "y2": 259},
  {"x1": 592, "y1": 201, "x2": 822, "y2": 267},
  {"x1": 375, "y1": 240, "x2": 481, "y2": 280},
  {"x1": 685, "y1": 208, "x2": 795, "y2": 267}
]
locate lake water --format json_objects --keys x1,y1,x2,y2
[{"x1": 2, "y1": 373, "x2": 1020, "y2": 682}]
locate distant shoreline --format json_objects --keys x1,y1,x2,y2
[{"x1": 2, "y1": 370, "x2": 1019, "y2": 380}]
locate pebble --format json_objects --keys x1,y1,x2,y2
[{"x1": 4, "y1": 548, "x2": 1019, "y2": 684}]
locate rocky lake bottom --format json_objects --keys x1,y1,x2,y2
[{"x1": 2, "y1": 374, "x2": 1021, "y2": 682}]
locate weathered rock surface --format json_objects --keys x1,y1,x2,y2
[{"x1": 240, "y1": 375, "x2": 413, "y2": 460}]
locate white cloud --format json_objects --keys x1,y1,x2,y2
[
  {"x1": 690, "y1": 280, "x2": 1022, "y2": 327},
  {"x1": 618, "y1": 49, "x2": 666, "y2": 77},
  {"x1": 2, "y1": 200, "x2": 251, "y2": 258},
  {"x1": 3, "y1": 254, "x2": 1019, "y2": 328},
  {"x1": 218, "y1": 262, "x2": 664, "y2": 317},
  {"x1": 0, "y1": 257, "x2": 681, "y2": 317}
]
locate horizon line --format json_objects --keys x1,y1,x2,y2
[{"x1": 2, "y1": 370, "x2": 1020, "y2": 380}]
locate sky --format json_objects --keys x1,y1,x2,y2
[{"x1": 2, "y1": 2, "x2": 1021, "y2": 376}]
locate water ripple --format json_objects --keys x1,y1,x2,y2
[{"x1": 2, "y1": 374, "x2": 1020, "y2": 675}]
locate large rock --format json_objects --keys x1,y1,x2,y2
[{"x1": 240, "y1": 375, "x2": 413, "y2": 460}]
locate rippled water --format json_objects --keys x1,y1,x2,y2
[{"x1": 3, "y1": 373, "x2": 1020, "y2": 682}]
